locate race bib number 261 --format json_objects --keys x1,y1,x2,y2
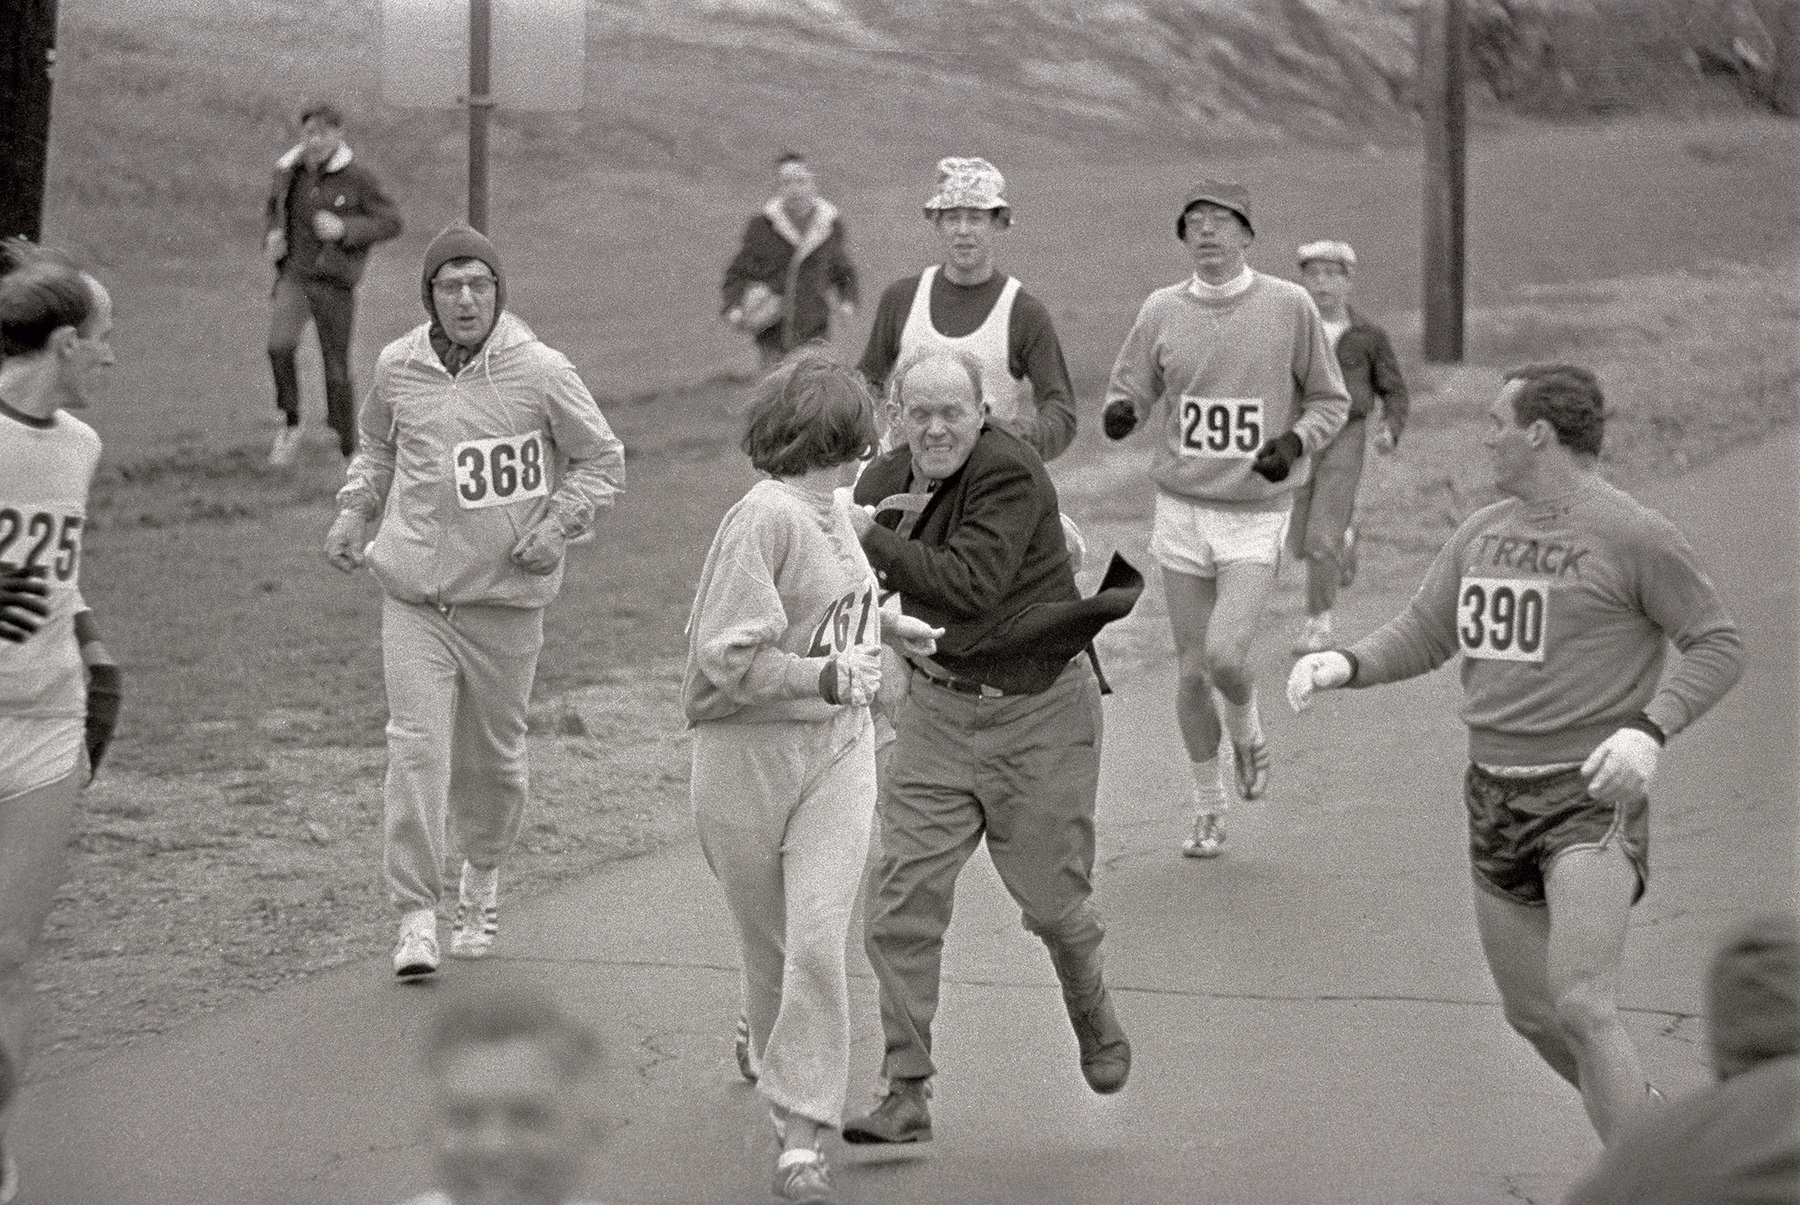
[
  {"x1": 1458, "y1": 576, "x2": 1548, "y2": 663},
  {"x1": 453, "y1": 431, "x2": 548, "y2": 509},
  {"x1": 1178, "y1": 397, "x2": 1262, "y2": 458}
]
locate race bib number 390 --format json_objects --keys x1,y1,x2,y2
[
  {"x1": 1178, "y1": 396, "x2": 1262, "y2": 458},
  {"x1": 1458, "y1": 576, "x2": 1548, "y2": 662},
  {"x1": 453, "y1": 431, "x2": 548, "y2": 509}
]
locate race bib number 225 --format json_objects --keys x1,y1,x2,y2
[
  {"x1": 1458, "y1": 576, "x2": 1548, "y2": 663},
  {"x1": 453, "y1": 431, "x2": 548, "y2": 509}
]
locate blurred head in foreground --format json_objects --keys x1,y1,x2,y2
[
  {"x1": 419, "y1": 979, "x2": 603, "y2": 1205},
  {"x1": 1709, "y1": 911, "x2": 1800, "y2": 1081}
]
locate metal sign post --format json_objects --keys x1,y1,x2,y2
[
  {"x1": 467, "y1": 0, "x2": 492, "y2": 231},
  {"x1": 381, "y1": 0, "x2": 585, "y2": 234},
  {"x1": 1421, "y1": 0, "x2": 1467, "y2": 362}
]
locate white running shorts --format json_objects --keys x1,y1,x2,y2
[
  {"x1": 0, "y1": 716, "x2": 83, "y2": 802},
  {"x1": 1150, "y1": 493, "x2": 1290, "y2": 579}
]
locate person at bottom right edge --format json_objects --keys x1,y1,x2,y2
[
  {"x1": 1560, "y1": 911, "x2": 1800, "y2": 1204},
  {"x1": 1285, "y1": 239, "x2": 1409, "y2": 655},
  {"x1": 1288, "y1": 363, "x2": 1743, "y2": 1144}
]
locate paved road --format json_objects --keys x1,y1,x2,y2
[{"x1": 17, "y1": 432, "x2": 1797, "y2": 1205}]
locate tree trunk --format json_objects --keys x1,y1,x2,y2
[{"x1": 1, "y1": 0, "x2": 59, "y2": 243}]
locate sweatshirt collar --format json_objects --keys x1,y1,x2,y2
[{"x1": 1187, "y1": 266, "x2": 1255, "y2": 301}]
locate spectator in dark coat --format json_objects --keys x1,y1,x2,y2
[
  {"x1": 721, "y1": 152, "x2": 859, "y2": 369},
  {"x1": 263, "y1": 102, "x2": 402, "y2": 464}
]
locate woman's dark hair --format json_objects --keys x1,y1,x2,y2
[
  {"x1": 0, "y1": 239, "x2": 93, "y2": 358},
  {"x1": 741, "y1": 349, "x2": 879, "y2": 477}
]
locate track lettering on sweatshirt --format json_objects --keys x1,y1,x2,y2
[
  {"x1": 1177, "y1": 396, "x2": 1262, "y2": 458},
  {"x1": 1457, "y1": 576, "x2": 1548, "y2": 663},
  {"x1": 453, "y1": 431, "x2": 547, "y2": 509}
]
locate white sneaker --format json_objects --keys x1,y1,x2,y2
[
  {"x1": 394, "y1": 908, "x2": 439, "y2": 978},
  {"x1": 1182, "y1": 811, "x2": 1226, "y2": 858},
  {"x1": 450, "y1": 862, "x2": 499, "y2": 960},
  {"x1": 1292, "y1": 613, "x2": 1333, "y2": 655},
  {"x1": 269, "y1": 423, "x2": 303, "y2": 466}
]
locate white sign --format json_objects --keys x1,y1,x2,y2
[{"x1": 382, "y1": 0, "x2": 586, "y2": 112}]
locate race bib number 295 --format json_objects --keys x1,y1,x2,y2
[
  {"x1": 1178, "y1": 397, "x2": 1262, "y2": 458},
  {"x1": 453, "y1": 431, "x2": 548, "y2": 509},
  {"x1": 1458, "y1": 576, "x2": 1548, "y2": 663}
]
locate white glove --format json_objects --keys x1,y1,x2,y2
[
  {"x1": 1580, "y1": 727, "x2": 1660, "y2": 806},
  {"x1": 323, "y1": 510, "x2": 367, "y2": 573},
  {"x1": 312, "y1": 210, "x2": 346, "y2": 241},
  {"x1": 510, "y1": 519, "x2": 568, "y2": 575},
  {"x1": 1287, "y1": 651, "x2": 1353, "y2": 712},
  {"x1": 263, "y1": 230, "x2": 287, "y2": 263},
  {"x1": 883, "y1": 611, "x2": 943, "y2": 658},
  {"x1": 1060, "y1": 513, "x2": 1087, "y2": 575},
  {"x1": 821, "y1": 645, "x2": 882, "y2": 707}
]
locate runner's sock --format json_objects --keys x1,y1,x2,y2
[
  {"x1": 1191, "y1": 760, "x2": 1228, "y2": 816},
  {"x1": 1218, "y1": 687, "x2": 1264, "y2": 747}
]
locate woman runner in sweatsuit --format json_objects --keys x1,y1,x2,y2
[{"x1": 683, "y1": 351, "x2": 937, "y2": 1205}]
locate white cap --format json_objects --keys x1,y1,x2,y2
[{"x1": 1297, "y1": 239, "x2": 1356, "y2": 269}]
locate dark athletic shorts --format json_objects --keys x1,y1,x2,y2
[{"x1": 1464, "y1": 763, "x2": 1648, "y2": 908}]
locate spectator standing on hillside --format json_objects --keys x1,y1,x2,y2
[
  {"x1": 1102, "y1": 181, "x2": 1348, "y2": 859},
  {"x1": 325, "y1": 223, "x2": 624, "y2": 980},
  {"x1": 1290, "y1": 364, "x2": 1743, "y2": 1144},
  {"x1": 0, "y1": 241, "x2": 124, "y2": 1204},
  {"x1": 722, "y1": 152, "x2": 859, "y2": 370},
  {"x1": 399, "y1": 979, "x2": 609, "y2": 1205},
  {"x1": 857, "y1": 157, "x2": 1078, "y2": 464},
  {"x1": 684, "y1": 352, "x2": 941, "y2": 1204},
  {"x1": 1286, "y1": 239, "x2": 1410, "y2": 654},
  {"x1": 840, "y1": 348, "x2": 1143, "y2": 1147},
  {"x1": 1561, "y1": 912, "x2": 1800, "y2": 1204},
  {"x1": 264, "y1": 102, "x2": 402, "y2": 466}
]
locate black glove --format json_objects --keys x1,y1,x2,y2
[
  {"x1": 1101, "y1": 399, "x2": 1138, "y2": 441},
  {"x1": 85, "y1": 662, "x2": 123, "y2": 780},
  {"x1": 0, "y1": 566, "x2": 49, "y2": 644},
  {"x1": 1251, "y1": 431, "x2": 1304, "y2": 482}
]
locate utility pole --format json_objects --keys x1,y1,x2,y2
[
  {"x1": 0, "y1": 0, "x2": 59, "y2": 242},
  {"x1": 1420, "y1": 0, "x2": 1466, "y2": 362},
  {"x1": 466, "y1": 0, "x2": 492, "y2": 232}
]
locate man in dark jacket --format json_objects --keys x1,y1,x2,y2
[
  {"x1": 264, "y1": 102, "x2": 402, "y2": 464},
  {"x1": 1287, "y1": 239, "x2": 1409, "y2": 653},
  {"x1": 720, "y1": 151, "x2": 858, "y2": 369},
  {"x1": 839, "y1": 346, "x2": 1142, "y2": 1145}
]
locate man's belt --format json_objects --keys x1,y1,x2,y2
[{"x1": 906, "y1": 658, "x2": 1013, "y2": 699}]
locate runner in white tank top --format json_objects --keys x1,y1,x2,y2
[
  {"x1": 896, "y1": 264, "x2": 1029, "y2": 430},
  {"x1": 857, "y1": 157, "x2": 1079, "y2": 465}
]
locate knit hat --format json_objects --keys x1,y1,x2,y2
[
  {"x1": 1177, "y1": 180, "x2": 1253, "y2": 239},
  {"x1": 1708, "y1": 912, "x2": 1800, "y2": 1080},
  {"x1": 421, "y1": 222, "x2": 506, "y2": 330},
  {"x1": 1297, "y1": 239, "x2": 1357, "y2": 270},
  {"x1": 924, "y1": 157, "x2": 1011, "y2": 226}
]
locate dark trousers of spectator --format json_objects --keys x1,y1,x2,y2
[
  {"x1": 864, "y1": 659, "x2": 1107, "y2": 1082},
  {"x1": 268, "y1": 273, "x2": 358, "y2": 456}
]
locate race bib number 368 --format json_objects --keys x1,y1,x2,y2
[
  {"x1": 453, "y1": 431, "x2": 548, "y2": 509},
  {"x1": 1178, "y1": 397, "x2": 1262, "y2": 458},
  {"x1": 1458, "y1": 576, "x2": 1548, "y2": 662}
]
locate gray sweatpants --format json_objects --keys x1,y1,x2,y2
[
  {"x1": 381, "y1": 597, "x2": 544, "y2": 914},
  {"x1": 692, "y1": 706, "x2": 876, "y2": 1129}
]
